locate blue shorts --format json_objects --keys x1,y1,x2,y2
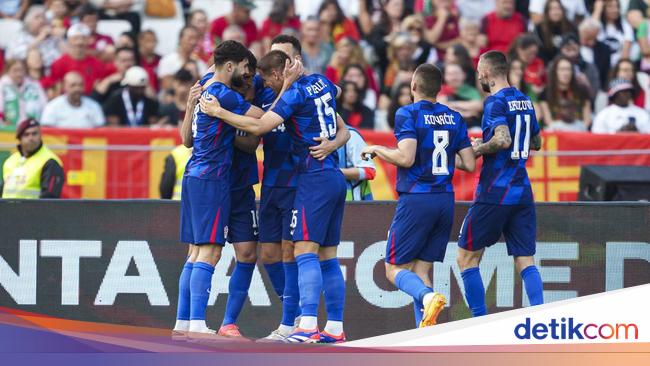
[
  {"x1": 180, "y1": 176, "x2": 230, "y2": 245},
  {"x1": 458, "y1": 202, "x2": 536, "y2": 256},
  {"x1": 228, "y1": 186, "x2": 258, "y2": 243},
  {"x1": 386, "y1": 192, "x2": 454, "y2": 265},
  {"x1": 291, "y1": 170, "x2": 346, "y2": 246},
  {"x1": 259, "y1": 185, "x2": 296, "y2": 243}
]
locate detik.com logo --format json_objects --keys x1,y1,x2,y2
[{"x1": 514, "y1": 318, "x2": 639, "y2": 340}]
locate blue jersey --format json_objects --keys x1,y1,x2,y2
[
  {"x1": 394, "y1": 100, "x2": 471, "y2": 193},
  {"x1": 200, "y1": 72, "x2": 258, "y2": 189},
  {"x1": 271, "y1": 74, "x2": 339, "y2": 174},
  {"x1": 185, "y1": 81, "x2": 251, "y2": 181},
  {"x1": 475, "y1": 87, "x2": 540, "y2": 205},
  {"x1": 253, "y1": 75, "x2": 298, "y2": 187}
]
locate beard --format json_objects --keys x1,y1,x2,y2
[
  {"x1": 480, "y1": 80, "x2": 491, "y2": 93},
  {"x1": 231, "y1": 70, "x2": 245, "y2": 88}
]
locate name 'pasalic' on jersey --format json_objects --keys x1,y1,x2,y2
[
  {"x1": 475, "y1": 86, "x2": 540, "y2": 205},
  {"x1": 394, "y1": 100, "x2": 471, "y2": 193},
  {"x1": 271, "y1": 74, "x2": 339, "y2": 174},
  {"x1": 185, "y1": 80, "x2": 251, "y2": 181},
  {"x1": 252, "y1": 74, "x2": 298, "y2": 187}
]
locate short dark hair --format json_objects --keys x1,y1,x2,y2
[
  {"x1": 258, "y1": 50, "x2": 290, "y2": 74},
  {"x1": 413, "y1": 63, "x2": 442, "y2": 98},
  {"x1": 481, "y1": 50, "x2": 509, "y2": 78},
  {"x1": 271, "y1": 34, "x2": 302, "y2": 55},
  {"x1": 213, "y1": 40, "x2": 250, "y2": 67},
  {"x1": 174, "y1": 69, "x2": 194, "y2": 83},
  {"x1": 246, "y1": 49, "x2": 257, "y2": 73}
]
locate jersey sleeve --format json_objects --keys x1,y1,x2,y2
[
  {"x1": 393, "y1": 107, "x2": 417, "y2": 141},
  {"x1": 530, "y1": 109, "x2": 541, "y2": 136},
  {"x1": 455, "y1": 115, "x2": 472, "y2": 151},
  {"x1": 485, "y1": 97, "x2": 508, "y2": 129},
  {"x1": 220, "y1": 88, "x2": 252, "y2": 116},
  {"x1": 271, "y1": 86, "x2": 302, "y2": 121}
]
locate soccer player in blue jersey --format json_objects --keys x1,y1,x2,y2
[
  {"x1": 361, "y1": 64, "x2": 476, "y2": 328},
  {"x1": 200, "y1": 50, "x2": 351, "y2": 343},
  {"x1": 172, "y1": 41, "x2": 261, "y2": 339},
  {"x1": 457, "y1": 51, "x2": 544, "y2": 317}
]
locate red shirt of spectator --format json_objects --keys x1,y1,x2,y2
[
  {"x1": 89, "y1": 33, "x2": 114, "y2": 52},
  {"x1": 524, "y1": 57, "x2": 546, "y2": 89},
  {"x1": 425, "y1": 13, "x2": 461, "y2": 59},
  {"x1": 481, "y1": 2, "x2": 526, "y2": 54},
  {"x1": 210, "y1": 1, "x2": 259, "y2": 46},
  {"x1": 260, "y1": 16, "x2": 301, "y2": 41},
  {"x1": 140, "y1": 54, "x2": 161, "y2": 92}
]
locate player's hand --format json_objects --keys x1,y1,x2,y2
[
  {"x1": 361, "y1": 146, "x2": 377, "y2": 161},
  {"x1": 309, "y1": 136, "x2": 337, "y2": 160},
  {"x1": 199, "y1": 94, "x2": 222, "y2": 117},
  {"x1": 471, "y1": 137, "x2": 482, "y2": 147},
  {"x1": 187, "y1": 82, "x2": 202, "y2": 108},
  {"x1": 283, "y1": 59, "x2": 303, "y2": 88}
]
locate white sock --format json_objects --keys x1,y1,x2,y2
[
  {"x1": 278, "y1": 324, "x2": 294, "y2": 336},
  {"x1": 298, "y1": 316, "x2": 318, "y2": 330},
  {"x1": 173, "y1": 319, "x2": 189, "y2": 331},
  {"x1": 422, "y1": 291, "x2": 435, "y2": 307},
  {"x1": 324, "y1": 321, "x2": 343, "y2": 336},
  {"x1": 189, "y1": 319, "x2": 209, "y2": 332}
]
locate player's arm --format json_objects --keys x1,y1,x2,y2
[
  {"x1": 361, "y1": 138, "x2": 417, "y2": 168},
  {"x1": 455, "y1": 147, "x2": 476, "y2": 172},
  {"x1": 473, "y1": 125, "x2": 512, "y2": 157},
  {"x1": 180, "y1": 82, "x2": 202, "y2": 148},
  {"x1": 234, "y1": 130, "x2": 261, "y2": 154},
  {"x1": 310, "y1": 114, "x2": 351, "y2": 161}
]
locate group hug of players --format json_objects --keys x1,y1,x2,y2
[{"x1": 172, "y1": 34, "x2": 545, "y2": 344}]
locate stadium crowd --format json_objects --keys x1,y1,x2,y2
[{"x1": 0, "y1": 0, "x2": 650, "y2": 133}]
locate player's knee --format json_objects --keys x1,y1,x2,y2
[
  {"x1": 456, "y1": 251, "x2": 479, "y2": 271},
  {"x1": 384, "y1": 263, "x2": 401, "y2": 284},
  {"x1": 282, "y1": 243, "x2": 296, "y2": 262},
  {"x1": 196, "y1": 245, "x2": 222, "y2": 266},
  {"x1": 514, "y1": 256, "x2": 535, "y2": 273},
  {"x1": 236, "y1": 249, "x2": 258, "y2": 263},
  {"x1": 259, "y1": 245, "x2": 281, "y2": 264}
]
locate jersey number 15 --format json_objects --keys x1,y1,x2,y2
[{"x1": 314, "y1": 93, "x2": 337, "y2": 138}]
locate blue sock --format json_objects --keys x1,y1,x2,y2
[
  {"x1": 281, "y1": 261, "x2": 300, "y2": 326},
  {"x1": 296, "y1": 253, "x2": 322, "y2": 318},
  {"x1": 320, "y1": 258, "x2": 345, "y2": 322},
  {"x1": 189, "y1": 261, "x2": 214, "y2": 321},
  {"x1": 412, "y1": 286, "x2": 432, "y2": 328},
  {"x1": 263, "y1": 261, "x2": 285, "y2": 299},
  {"x1": 394, "y1": 270, "x2": 432, "y2": 303},
  {"x1": 176, "y1": 261, "x2": 193, "y2": 320},
  {"x1": 521, "y1": 265, "x2": 544, "y2": 306},
  {"x1": 222, "y1": 261, "x2": 256, "y2": 325},
  {"x1": 461, "y1": 267, "x2": 487, "y2": 317}
]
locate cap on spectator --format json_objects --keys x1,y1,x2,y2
[
  {"x1": 16, "y1": 119, "x2": 40, "y2": 139},
  {"x1": 121, "y1": 66, "x2": 149, "y2": 87},
  {"x1": 67, "y1": 23, "x2": 91, "y2": 38},
  {"x1": 559, "y1": 33, "x2": 579, "y2": 49},
  {"x1": 607, "y1": 78, "x2": 635, "y2": 99},
  {"x1": 233, "y1": 0, "x2": 256, "y2": 9}
]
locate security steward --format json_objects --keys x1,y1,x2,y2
[{"x1": 159, "y1": 144, "x2": 191, "y2": 200}]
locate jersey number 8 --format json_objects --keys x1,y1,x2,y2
[
  {"x1": 314, "y1": 93, "x2": 337, "y2": 138},
  {"x1": 432, "y1": 130, "x2": 449, "y2": 175}
]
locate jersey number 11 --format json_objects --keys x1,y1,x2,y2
[{"x1": 512, "y1": 114, "x2": 531, "y2": 160}]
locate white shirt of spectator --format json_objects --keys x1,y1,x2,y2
[
  {"x1": 0, "y1": 75, "x2": 47, "y2": 124},
  {"x1": 546, "y1": 120, "x2": 588, "y2": 132},
  {"x1": 40, "y1": 95, "x2": 106, "y2": 128},
  {"x1": 598, "y1": 20, "x2": 635, "y2": 66},
  {"x1": 592, "y1": 103, "x2": 650, "y2": 134},
  {"x1": 529, "y1": 0, "x2": 587, "y2": 22},
  {"x1": 157, "y1": 52, "x2": 207, "y2": 79},
  {"x1": 457, "y1": 0, "x2": 496, "y2": 21}
]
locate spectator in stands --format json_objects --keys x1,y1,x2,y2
[
  {"x1": 25, "y1": 48, "x2": 45, "y2": 83},
  {"x1": 540, "y1": 56, "x2": 592, "y2": 129},
  {"x1": 188, "y1": 9, "x2": 213, "y2": 64},
  {"x1": 0, "y1": 0, "x2": 28, "y2": 18},
  {"x1": 359, "y1": 0, "x2": 406, "y2": 37},
  {"x1": 92, "y1": 47, "x2": 136, "y2": 103},
  {"x1": 507, "y1": 33, "x2": 545, "y2": 94},
  {"x1": 534, "y1": 0, "x2": 577, "y2": 63},
  {"x1": 104, "y1": 66, "x2": 159, "y2": 126},
  {"x1": 592, "y1": 78, "x2": 650, "y2": 133},
  {"x1": 529, "y1": 0, "x2": 587, "y2": 25},
  {"x1": 0, "y1": 119, "x2": 64, "y2": 199},
  {"x1": 158, "y1": 69, "x2": 194, "y2": 127},
  {"x1": 458, "y1": 18, "x2": 486, "y2": 66},
  {"x1": 443, "y1": 43, "x2": 477, "y2": 86},
  {"x1": 546, "y1": 99, "x2": 588, "y2": 132},
  {"x1": 0, "y1": 59, "x2": 47, "y2": 129},
  {"x1": 594, "y1": 0, "x2": 634, "y2": 67},
  {"x1": 157, "y1": 26, "x2": 206, "y2": 91},
  {"x1": 79, "y1": 3, "x2": 114, "y2": 59},
  {"x1": 43, "y1": 23, "x2": 110, "y2": 96},
  {"x1": 318, "y1": 0, "x2": 360, "y2": 43},
  {"x1": 342, "y1": 63, "x2": 377, "y2": 110},
  {"x1": 301, "y1": 16, "x2": 333, "y2": 75},
  {"x1": 46, "y1": 0, "x2": 69, "y2": 32},
  {"x1": 558, "y1": 34, "x2": 601, "y2": 99},
  {"x1": 610, "y1": 58, "x2": 650, "y2": 110},
  {"x1": 160, "y1": 144, "x2": 191, "y2": 199},
  {"x1": 338, "y1": 81, "x2": 375, "y2": 130},
  {"x1": 137, "y1": 30, "x2": 160, "y2": 92},
  {"x1": 337, "y1": 127, "x2": 376, "y2": 201},
  {"x1": 326, "y1": 37, "x2": 377, "y2": 93},
  {"x1": 91, "y1": 0, "x2": 142, "y2": 33},
  {"x1": 481, "y1": 0, "x2": 526, "y2": 53},
  {"x1": 260, "y1": 0, "x2": 301, "y2": 53},
  {"x1": 579, "y1": 17, "x2": 611, "y2": 91},
  {"x1": 425, "y1": 0, "x2": 461, "y2": 58},
  {"x1": 366, "y1": 0, "x2": 407, "y2": 86},
  {"x1": 211, "y1": 0, "x2": 259, "y2": 48},
  {"x1": 438, "y1": 63, "x2": 483, "y2": 130},
  {"x1": 508, "y1": 58, "x2": 541, "y2": 118},
  {"x1": 627, "y1": 0, "x2": 650, "y2": 30},
  {"x1": 5, "y1": 5, "x2": 64, "y2": 70},
  {"x1": 456, "y1": 0, "x2": 495, "y2": 21},
  {"x1": 387, "y1": 82, "x2": 411, "y2": 129},
  {"x1": 41, "y1": 71, "x2": 105, "y2": 128},
  {"x1": 402, "y1": 15, "x2": 438, "y2": 66},
  {"x1": 380, "y1": 32, "x2": 416, "y2": 98}
]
